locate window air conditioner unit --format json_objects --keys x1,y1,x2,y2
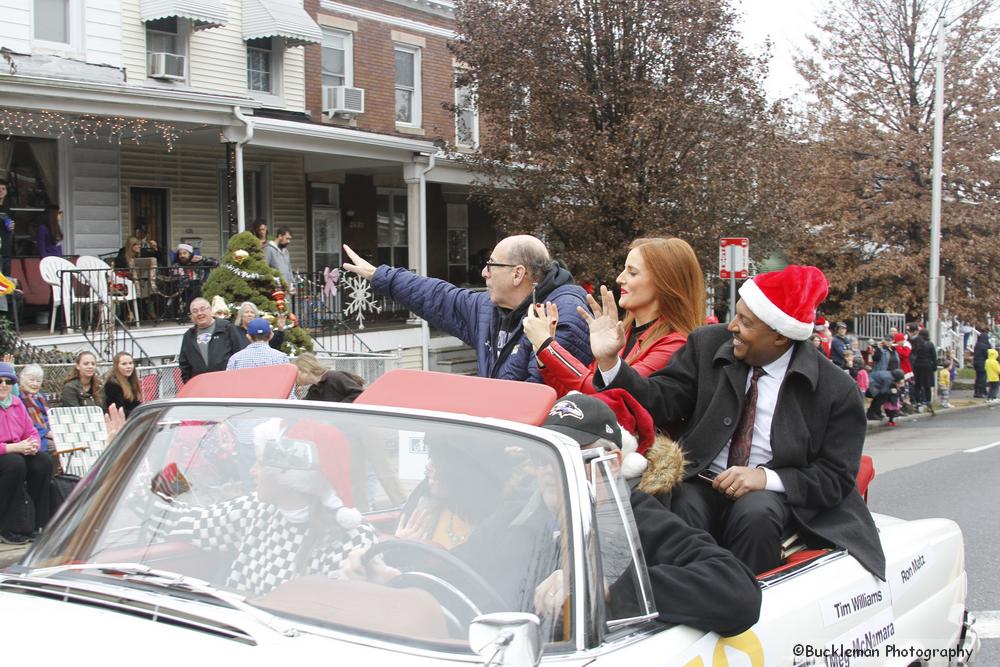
[
  {"x1": 324, "y1": 86, "x2": 365, "y2": 116},
  {"x1": 148, "y1": 52, "x2": 185, "y2": 80}
]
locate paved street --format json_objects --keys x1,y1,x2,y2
[{"x1": 866, "y1": 403, "x2": 1000, "y2": 665}]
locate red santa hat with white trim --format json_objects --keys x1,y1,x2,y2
[
  {"x1": 737, "y1": 265, "x2": 829, "y2": 341},
  {"x1": 592, "y1": 389, "x2": 655, "y2": 478}
]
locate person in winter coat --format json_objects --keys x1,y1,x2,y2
[
  {"x1": 830, "y1": 322, "x2": 850, "y2": 369},
  {"x1": 973, "y1": 326, "x2": 993, "y2": 398},
  {"x1": 522, "y1": 237, "x2": 704, "y2": 396},
  {"x1": 103, "y1": 352, "x2": 143, "y2": 417},
  {"x1": 870, "y1": 336, "x2": 897, "y2": 373},
  {"x1": 535, "y1": 393, "x2": 761, "y2": 635},
  {"x1": 0, "y1": 362, "x2": 53, "y2": 545},
  {"x1": 37, "y1": 204, "x2": 64, "y2": 258},
  {"x1": 177, "y1": 297, "x2": 248, "y2": 383},
  {"x1": 589, "y1": 265, "x2": 885, "y2": 580},
  {"x1": 342, "y1": 236, "x2": 592, "y2": 383},
  {"x1": 911, "y1": 329, "x2": 938, "y2": 410},
  {"x1": 294, "y1": 353, "x2": 364, "y2": 403},
  {"x1": 867, "y1": 369, "x2": 904, "y2": 421},
  {"x1": 235, "y1": 301, "x2": 285, "y2": 352},
  {"x1": 986, "y1": 349, "x2": 1000, "y2": 403},
  {"x1": 61, "y1": 351, "x2": 102, "y2": 407}
]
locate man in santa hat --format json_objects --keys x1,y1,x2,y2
[{"x1": 586, "y1": 265, "x2": 885, "y2": 580}]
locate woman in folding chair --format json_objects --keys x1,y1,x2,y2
[{"x1": 0, "y1": 362, "x2": 54, "y2": 545}]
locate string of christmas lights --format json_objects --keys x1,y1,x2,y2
[{"x1": 0, "y1": 109, "x2": 184, "y2": 150}]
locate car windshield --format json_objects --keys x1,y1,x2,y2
[{"x1": 22, "y1": 402, "x2": 574, "y2": 650}]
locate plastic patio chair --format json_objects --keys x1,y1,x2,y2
[
  {"x1": 38, "y1": 256, "x2": 77, "y2": 333},
  {"x1": 76, "y1": 255, "x2": 141, "y2": 326}
]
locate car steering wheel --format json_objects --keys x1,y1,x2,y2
[{"x1": 362, "y1": 539, "x2": 508, "y2": 632}]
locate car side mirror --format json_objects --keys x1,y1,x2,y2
[{"x1": 468, "y1": 612, "x2": 542, "y2": 667}]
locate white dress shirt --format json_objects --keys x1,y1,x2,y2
[
  {"x1": 708, "y1": 346, "x2": 793, "y2": 492},
  {"x1": 600, "y1": 346, "x2": 795, "y2": 492}
]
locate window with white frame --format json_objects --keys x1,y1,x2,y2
[
  {"x1": 146, "y1": 17, "x2": 187, "y2": 80},
  {"x1": 247, "y1": 38, "x2": 278, "y2": 94},
  {"x1": 455, "y1": 80, "x2": 478, "y2": 148},
  {"x1": 394, "y1": 45, "x2": 421, "y2": 127},
  {"x1": 33, "y1": 0, "x2": 70, "y2": 43},
  {"x1": 322, "y1": 29, "x2": 353, "y2": 88}
]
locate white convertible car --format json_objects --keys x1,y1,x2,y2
[{"x1": 0, "y1": 368, "x2": 979, "y2": 666}]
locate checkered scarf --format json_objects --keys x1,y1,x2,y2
[{"x1": 152, "y1": 494, "x2": 376, "y2": 597}]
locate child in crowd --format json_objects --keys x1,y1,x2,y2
[
  {"x1": 986, "y1": 349, "x2": 1000, "y2": 404},
  {"x1": 850, "y1": 355, "x2": 869, "y2": 395},
  {"x1": 937, "y1": 351, "x2": 953, "y2": 408},
  {"x1": 884, "y1": 376, "x2": 905, "y2": 426}
]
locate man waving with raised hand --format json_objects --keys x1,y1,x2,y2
[{"x1": 342, "y1": 237, "x2": 591, "y2": 383}]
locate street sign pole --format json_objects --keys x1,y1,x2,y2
[
  {"x1": 729, "y1": 260, "x2": 737, "y2": 321},
  {"x1": 719, "y1": 238, "x2": 749, "y2": 322}
]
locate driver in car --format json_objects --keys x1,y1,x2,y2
[
  {"x1": 346, "y1": 393, "x2": 762, "y2": 638},
  {"x1": 149, "y1": 437, "x2": 375, "y2": 597}
]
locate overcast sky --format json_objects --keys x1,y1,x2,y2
[{"x1": 734, "y1": 0, "x2": 827, "y2": 100}]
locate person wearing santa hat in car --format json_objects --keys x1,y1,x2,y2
[
  {"x1": 523, "y1": 237, "x2": 705, "y2": 396},
  {"x1": 588, "y1": 265, "x2": 885, "y2": 580}
]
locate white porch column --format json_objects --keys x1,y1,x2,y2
[
  {"x1": 403, "y1": 153, "x2": 434, "y2": 370},
  {"x1": 403, "y1": 161, "x2": 425, "y2": 276}
]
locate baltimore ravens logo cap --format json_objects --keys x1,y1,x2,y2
[{"x1": 543, "y1": 394, "x2": 622, "y2": 449}]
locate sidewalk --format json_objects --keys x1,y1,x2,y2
[
  {"x1": 0, "y1": 539, "x2": 29, "y2": 568},
  {"x1": 865, "y1": 388, "x2": 988, "y2": 433}
]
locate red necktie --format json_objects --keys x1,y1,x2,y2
[{"x1": 728, "y1": 367, "x2": 765, "y2": 468}]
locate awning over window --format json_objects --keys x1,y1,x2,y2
[
  {"x1": 140, "y1": 0, "x2": 229, "y2": 30},
  {"x1": 243, "y1": 0, "x2": 323, "y2": 47}
]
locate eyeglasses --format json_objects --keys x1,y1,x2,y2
[
  {"x1": 484, "y1": 259, "x2": 520, "y2": 273},
  {"x1": 0, "y1": 378, "x2": 16, "y2": 386},
  {"x1": 190, "y1": 306, "x2": 211, "y2": 314}
]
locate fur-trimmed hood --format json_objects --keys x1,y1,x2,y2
[{"x1": 636, "y1": 433, "x2": 686, "y2": 496}]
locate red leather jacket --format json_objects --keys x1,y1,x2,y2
[{"x1": 537, "y1": 321, "x2": 687, "y2": 396}]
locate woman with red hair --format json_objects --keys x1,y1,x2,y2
[{"x1": 523, "y1": 237, "x2": 705, "y2": 395}]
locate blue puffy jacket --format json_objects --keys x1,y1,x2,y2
[{"x1": 372, "y1": 264, "x2": 593, "y2": 383}]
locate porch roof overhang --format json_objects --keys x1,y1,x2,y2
[
  {"x1": 243, "y1": 0, "x2": 323, "y2": 47},
  {"x1": 140, "y1": 0, "x2": 229, "y2": 30},
  {"x1": 0, "y1": 74, "x2": 259, "y2": 126},
  {"x1": 249, "y1": 115, "x2": 438, "y2": 163}
]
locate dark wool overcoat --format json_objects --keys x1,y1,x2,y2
[{"x1": 597, "y1": 324, "x2": 886, "y2": 580}]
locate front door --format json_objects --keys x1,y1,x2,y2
[
  {"x1": 130, "y1": 187, "x2": 168, "y2": 254},
  {"x1": 312, "y1": 205, "x2": 341, "y2": 272}
]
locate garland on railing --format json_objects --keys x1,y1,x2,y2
[{"x1": 223, "y1": 263, "x2": 263, "y2": 280}]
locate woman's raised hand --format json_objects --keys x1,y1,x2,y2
[
  {"x1": 522, "y1": 301, "x2": 559, "y2": 351},
  {"x1": 578, "y1": 285, "x2": 625, "y2": 370}
]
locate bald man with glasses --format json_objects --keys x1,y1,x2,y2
[{"x1": 343, "y1": 236, "x2": 592, "y2": 383}]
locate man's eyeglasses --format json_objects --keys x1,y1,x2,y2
[
  {"x1": 484, "y1": 259, "x2": 519, "y2": 273},
  {"x1": 0, "y1": 378, "x2": 17, "y2": 386}
]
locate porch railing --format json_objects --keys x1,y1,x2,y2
[
  {"x1": 49, "y1": 265, "x2": 415, "y2": 351},
  {"x1": 853, "y1": 312, "x2": 907, "y2": 341},
  {"x1": 290, "y1": 270, "x2": 412, "y2": 337},
  {"x1": 15, "y1": 351, "x2": 398, "y2": 408}
]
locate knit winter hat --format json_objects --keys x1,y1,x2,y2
[
  {"x1": 738, "y1": 265, "x2": 829, "y2": 341},
  {"x1": 0, "y1": 362, "x2": 17, "y2": 382},
  {"x1": 176, "y1": 243, "x2": 194, "y2": 255}
]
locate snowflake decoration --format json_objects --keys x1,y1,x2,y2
[{"x1": 342, "y1": 274, "x2": 382, "y2": 329}]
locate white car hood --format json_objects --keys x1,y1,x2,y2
[{"x1": 0, "y1": 586, "x2": 463, "y2": 665}]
